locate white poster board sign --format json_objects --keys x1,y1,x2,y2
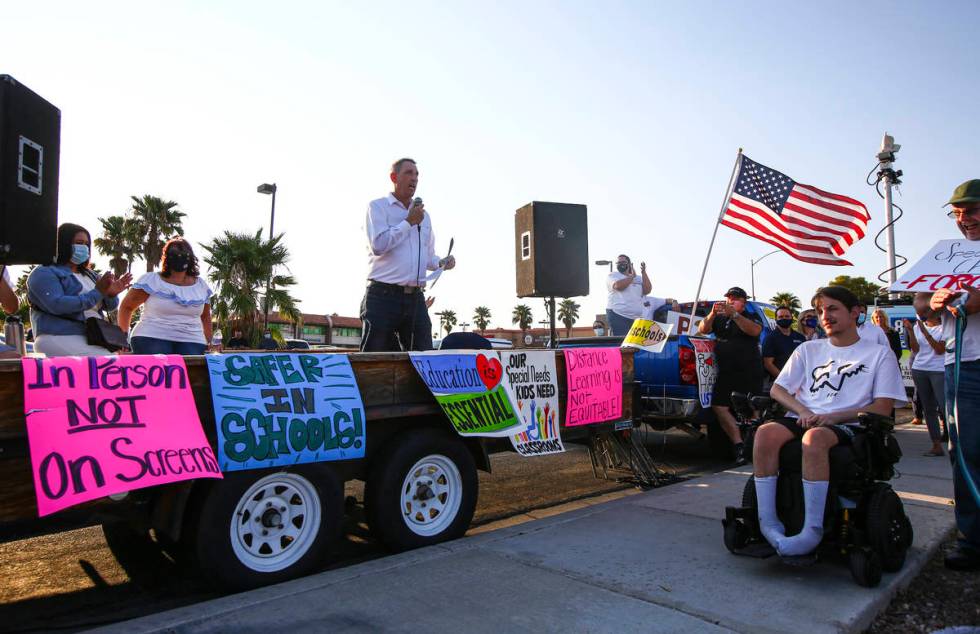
[
  {"x1": 690, "y1": 338, "x2": 717, "y2": 408},
  {"x1": 666, "y1": 310, "x2": 704, "y2": 336},
  {"x1": 890, "y1": 239, "x2": 980, "y2": 292},
  {"x1": 621, "y1": 319, "x2": 674, "y2": 354}
]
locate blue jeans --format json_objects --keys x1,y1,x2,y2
[
  {"x1": 946, "y1": 360, "x2": 980, "y2": 552},
  {"x1": 605, "y1": 310, "x2": 634, "y2": 338},
  {"x1": 131, "y1": 336, "x2": 207, "y2": 355},
  {"x1": 360, "y1": 284, "x2": 432, "y2": 352}
]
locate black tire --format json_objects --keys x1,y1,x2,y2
[
  {"x1": 184, "y1": 465, "x2": 343, "y2": 591},
  {"x1": 849, "y1": 548, "x2": 883, "y2": 587},
  {"x1": 364, "y1": 428, "x2": 478, "y2": 552},
  {"x1": 866, "y1": 483, "x2": 913, "y2": 573}
]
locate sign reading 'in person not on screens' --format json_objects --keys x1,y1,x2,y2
[{"x1": 22, "y1": 355, "x2": 221, "y2": 517}]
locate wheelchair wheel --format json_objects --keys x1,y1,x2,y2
[
  {"x1": 866, "y1": 484, "x2": 913, "y2": 573},
  {"x1": 848, "y1": 548, "x2": 882, "y2": 588}
]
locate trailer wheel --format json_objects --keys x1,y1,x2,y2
[
  {"x1": 186, "y1": 466, "x2": 342, "y2": 590},
  {"x1": 365, "y1": 428, "x2": 478, "y2": 551}
]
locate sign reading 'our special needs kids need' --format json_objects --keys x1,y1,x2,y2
[
  {"x1": 22, "y1": 355, "x2": 221, "y2": 517},
  {"x1": 891, "y1": 239, "x2": 980, "y2": 292},
  {"x1": 208, "y1": 353, "x2": 366, "y2": 471},
  {"x1": 621, "y1": 319, "x2": 674, "y2": 354},
  {"x1": 500, "y1": 350, "x2": 564, "y2": 456},
  {"x1": 564, "y1": 347, "x2": 623, "y2": 427},
  {"x1": 410, "y1": 351, "x2": 522, "y2": 437}
]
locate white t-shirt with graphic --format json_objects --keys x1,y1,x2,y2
[
  {"x1": 606, "y1": 271, "x2": 644, "y2": 319},
  {"x1": 774, "y1": 338, "x2": 907, "y2": 420}
]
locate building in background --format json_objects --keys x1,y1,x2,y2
[
  {"x1": 479, "y1": 325, "x2": 596, "y2": 348},
  {"x1": 266, "y1": 312, "x2": 363, "y2": 348}
]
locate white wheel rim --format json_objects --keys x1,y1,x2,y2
[
  {"x1": 229, "y1": 472, "x2": 322, "y2": 573},
  {"x1": 399, "y1": 454, "x2": 462, "y2": 537}
]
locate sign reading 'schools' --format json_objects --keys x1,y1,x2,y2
[
  {"x1": 208, "y1": 353, "x2": 366, "y2": 471},
  {"x1": 410, "y1": 351, "x2": 522, "y2": 437},
  {"x1": 22, "y1": 355, "x2": 221, "y2": 517},
  {"x1": 621, "y1": 319, "x2": 673, "y2": 354}
]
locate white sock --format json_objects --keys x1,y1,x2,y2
[
  {"x1": 776, "y1": 479, "x2": 829, "y2": 557},
  {"x1": 754, "y1": 475, "x2": 784, "y2": 547}
]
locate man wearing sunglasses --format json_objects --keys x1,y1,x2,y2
[{"x1": 930, "y1": 179, "x2": 980, "y2": 571}]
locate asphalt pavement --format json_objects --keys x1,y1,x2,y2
[{"x1": 94, "y1": 423, "x2": 956, "y2": 634}]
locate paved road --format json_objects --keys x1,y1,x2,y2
[{"x1": 0, "y1": 430, "x2": 725, "y2": 633}]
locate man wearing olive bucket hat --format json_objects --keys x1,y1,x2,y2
[{"x1": 930, "y1": 179, "x2": 980, "y2": 571}]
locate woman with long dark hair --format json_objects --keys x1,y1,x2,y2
[
  {"x1": 27, "y1": 223, "x2": 132, "y2": 356},
  {"x1": 117, "y1": 237, "x2": 213, "y2": 354}
]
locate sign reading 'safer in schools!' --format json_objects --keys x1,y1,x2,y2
[{"x1": 891, "y1": 239, "x2": 980, "y2": 292}]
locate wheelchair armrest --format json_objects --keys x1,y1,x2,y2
[
  {"x1": 729, "y1": 392, "x2": 754, "y2": 419},
  {"x1": 750, "y1": 396, "x2": 773, "y2": 412},
  {"x1": 856, "y1": 411, "x2": 895, "y2": 433}
]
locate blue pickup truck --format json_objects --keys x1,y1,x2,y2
[{"x1": 561, "y1": 300, "x2": 778, "y2": 456}]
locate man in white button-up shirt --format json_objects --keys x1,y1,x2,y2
[{"x1": 360, "y1": 158, "x2": 456, "y2": 352}]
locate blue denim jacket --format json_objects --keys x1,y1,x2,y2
[{"x1": 27, "y1": 264, "x2": 119, "y2": 337}]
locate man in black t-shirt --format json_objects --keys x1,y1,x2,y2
[
  {"x1": 762, "y1": 306, "x2": 806, "y2": 380},
  {"x1": 697, "y1": 286, "x2": 764, "y2": 463}
]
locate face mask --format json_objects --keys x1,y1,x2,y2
[
  {"x1": 616, "y1": 263, "x2": 629, "y2": 274},
  {"x1": 803, "y1": 317, "x2": 818, "y2": 328},
  {"x1": 70, "y1": 244, "x2": 89, "y2": 265},
  {"x1": 776, "y1": 318, "x2": 793, "y2": 328},
  {"x1": 264, "y1": 333, "x2": 272, "y2": 338},
  {"x1": 168, "y1": 252, "x2": 191, "y2": 272},
  {"x1": 857, "y1": 314, "x2": 867, "y2": 325},
  {"x1": 594, "y1": 328, "x2": 605, "y2": 336}
]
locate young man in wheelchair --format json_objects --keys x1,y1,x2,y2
[{"x1": 753, "y1": 286, "x2": 907, "y2": 557}]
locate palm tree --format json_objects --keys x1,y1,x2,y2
[
  {"x1": 202, "y1": 229, "x2": 301, "y2": 344},
  {"x1": 128, "y1": 195, "x2": 186, "y2": 272},
  {"x1": 94, "y1": 215, "x2": 140, "y2": 276},
  {"x1": 13, "y1": 266, "x2": 34, "y2": 324},
  {"x1": 769, "y1": 292, "x2": 802, "y2": 315},
  {"x1": 512, "y1": 304, "x2": 533, "y2": 332},
  {"x1": 558, "y1": 298, "x2": 581, "y2": 337},
  {"x1": 473, "y1": 306, "x2": 492, "y2": 333},
  {"x1": 436, "y1": 310, "x2": 457, "y2": 335}
]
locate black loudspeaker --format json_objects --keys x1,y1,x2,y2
[
  {"x1": 0, "y1": 75, "x2": 60, "y2": 264},
  {"x1": 515, "y1": 201, "x2": 589, "y2": 298}
]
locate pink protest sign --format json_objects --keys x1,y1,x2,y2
[
  {"x1": 564, "y1": 347, "x2": 623, "y2": 426},
  {"x1": 22, "y1": 355, "x2": 221, "y2": 517}
]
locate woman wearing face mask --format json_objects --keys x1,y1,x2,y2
[
  {"x1": 117, "y1": 238, "x2": 213, "y2": 354},
  {"x1": 797, "y1": 309, "x2": 824, "y2": 341},
  {"x1": 27, "y1": 223, "x2": 133, "y2": 356}
]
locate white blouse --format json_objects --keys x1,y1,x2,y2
[{"x1": 130, "y1": 272, "x2": 213, "y2": 344}]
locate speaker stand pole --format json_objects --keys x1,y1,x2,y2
[
  {"x1": 689, "y1": 148, "x2": 743, "y2": 332},
  {"x1": 548, "y1": 296, "x2": 558, "y2": 349}
]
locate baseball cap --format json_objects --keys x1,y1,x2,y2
[
  {"x1": 946, "y1": 179, "x2": 980, "y2": 207},
  {"x1": 725, "y1": 286, "x2": 748, "y2": 299}
]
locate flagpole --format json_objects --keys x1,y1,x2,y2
[{"x1": 689, "y1": 148, "x2": 743, "y2": 332}]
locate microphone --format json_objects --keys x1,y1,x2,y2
[{"x1": 413, "y1": 197, "x2": 423, "y2": 234}]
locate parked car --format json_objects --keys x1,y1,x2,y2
[{"x1": 284, "y1": 338, "x2": 312, "y2": 350}]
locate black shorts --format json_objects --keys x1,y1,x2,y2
[
  {"x1": 712, "y1": 370, "x2": 763, "y2": 407},
  {"x1": 768, "y1": 416, "x2": 862, "y2": 446}
]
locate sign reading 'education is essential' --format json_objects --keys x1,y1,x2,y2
[
  {"x1": 500, "y1": 350, "x2": 564, "y2": 456},
  {"x1": 564, "y1": 347, "x2": 623, "y2": 426},
  {"x1": 22, "y1": 355, "x2": 221, "y2": 517},
  {"x1": 410, "y1": 351, "x2": 522, "y2": 437},
  {"x1": 208, "y1": 353, "x2": 366, "y2": 471}
]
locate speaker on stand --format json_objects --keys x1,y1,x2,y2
[{"x1": 514, "y1": 201, "x2": 589, "y2": 347}]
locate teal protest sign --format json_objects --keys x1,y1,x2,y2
[{"x1": 207, "y1": 353, "x2": 365, "y2": 471}]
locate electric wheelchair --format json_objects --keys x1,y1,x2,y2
[{"x1": 721, "y1": 393, "x2": 914, "y2": 587}]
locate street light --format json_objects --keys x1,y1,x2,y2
[
  {"x1": 257, "y1": 183, "x2": 277, "y2": 328},
  {"x1": 459, "y1": 322, "x2": 470, "y2": 332},
  {"x1": 750, "y1": 249, "x2": 781, "y2": 301},
  {"x1": 595, "y1": 259, "x2": 613, "y2": 272}
]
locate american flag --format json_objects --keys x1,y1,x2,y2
[{"x1": 721, "y1": 155, "x2": 870, "y2": 266}]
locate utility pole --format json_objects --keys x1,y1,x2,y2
[{"x1": 876, "y1": 134, "x2": 902, "y2": 300}]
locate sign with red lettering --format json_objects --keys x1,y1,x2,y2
[
  {"x1": 22, "y1": 355, "x2": 221, "y2": 517},
  {"x1": 891, "y1": 239, "x2": 980, "y2": 292},
  {"x1": 564, "y1": 348, "x2": 623, "y2": 427}
]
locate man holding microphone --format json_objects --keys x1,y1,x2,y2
[{"x1": 361, "y1": 158, "x2": 455, "y2": 352}]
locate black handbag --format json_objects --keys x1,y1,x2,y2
[{"x1": 85, "y1": 316, "x2": 130, "y2": 352}]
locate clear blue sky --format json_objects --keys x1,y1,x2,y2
[{"x1": 3, "y1": 1, "x2": 979, "y2": 330}]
